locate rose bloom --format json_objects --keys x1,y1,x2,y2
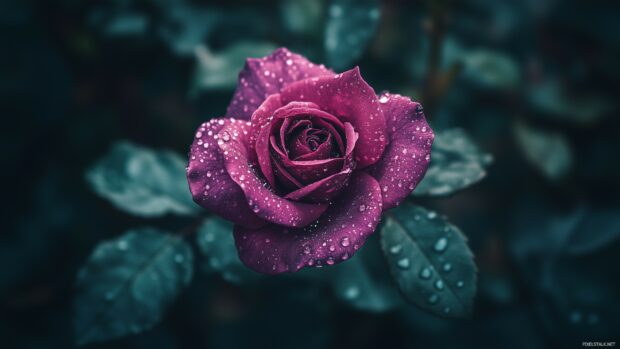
[{"x1": 187, "y1": 48, "x2": 433, "y2": 274}]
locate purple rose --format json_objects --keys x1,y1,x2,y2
[{"x1": 187, "y1": 48, "x2": 433, "y2": 274}]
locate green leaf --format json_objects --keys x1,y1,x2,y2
[
  {"x1": 380, "y1": 204, "x2": 477, "y2": 318},
  {"x1": 191, "y1": 41, "x2": 278, "y2": 93},
  {"x1": 528, "y1": 79, "x2": 612, "y2": 125},
  {"x1": 461, "y1": 50, "x2": 520, "y2": 90},
  {"x1": 331, "y1": 235, "x2": 403, "y2": 312},
  {"x1": 86, "y1": 141, "x2": 198, "y2": 217},
  {"x1": 414, "y1": 129, "x2": 493, "y2": 197},
  {"x1": 74, "y1": 228, "x2": 193, "y2": 346},
  {"x1": 196, "y1": 216, "x2": 260, "y2": 284},
  {"x1": 324, "y1": 0, "x2": 380, "y2": 71},
  {"x1": 513, "y1": 120, "x2": 572, "y2": 181}
]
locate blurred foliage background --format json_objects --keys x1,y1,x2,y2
[{"x1": 2, "y1": 0, "x2": 619, "y2": 348}]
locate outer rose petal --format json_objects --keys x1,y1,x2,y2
[
  {"x1": 280, "y1": 67, "x2": 386, "y2": 168},
  {"x1": 218, "y1": 121, "x2": 328, "y2": 228},
  {"x1": 187, "y1": 118, "x2": 265, "y2": 228},
  {"x1": 366, "y1": 93, "x2": 434, "y2": 210},
  {"x1": 226, "y1": 48, "x2": 333, "y2": 120},
  {"x1": 233, "y1": 172, "x2": 383, "y2": 274}
]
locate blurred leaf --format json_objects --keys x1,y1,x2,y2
[
  {"x1": 528, "y1": 79, "x2": 613, "y2": 125},
  {"x1": 156, "y1": 1, "x2": 220, "y2": 56},
  {"x1": 414, "y1": 128, "x2": 493, "y2": 197},
  {"x1": 74, "y1": 228, "x2": 193, "y2": 346},
  {"x1": 565, "y1": 208, "x2": 620, "y2": 256},
  {"x1": 462, "y1": 50, "x2": 520, "y2": 90},
  {"x1": 86, "y1": 141, "x2": 198, "y2": 217},
  {"x1": 511, "y1": 200, "x2": 620, "y2": 344},
  {"x1": 196, "y1": 216, "x2": 260, "y2": 284},
  {"x1": 324, "y1": 0, "x2": 380, "y2": 71},
  {"x1": 191, "y1": 42, "x2": 278, "y2": 93},
  {"x1": 279, "y1": 0, "x2": 324, "y2": 36},
  {"x1": 380, "y1": 204, "x2": 477, "y2": 318},
  {"x1": 514, "y1": 121, "x2": 572, "y2": 181},
  {"x1": 332, "y1": 235, "x2": 403, "y2": 312}
]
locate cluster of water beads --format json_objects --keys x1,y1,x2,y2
[{"x1": 387, "y1": 227, "x2": 467, "y2": 309}]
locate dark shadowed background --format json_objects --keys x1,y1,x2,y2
[{"x1": 2, "y1": 0, "x2": 619, "y2": 348}]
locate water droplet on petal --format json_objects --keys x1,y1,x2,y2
[
  {"x1": 456, "y1": 280, "x2": 464, "y2": 288},
  {"x1": 442, "y1": 263, "x2": 452, "y2": 272},
  {"x1": 340, "y1": 237, "x2": 350, "y2": 247}
]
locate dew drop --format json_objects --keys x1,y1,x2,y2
[
  {"x1": 379, "y1": 95, "x2": 389, "y2": 103},
  {"x1": 442, "y1": 263, "x2": 452, "y2": 272},
  {"x1": 456, "y1": 280, "x2": 464, "y2": 288},
  {"x1": 345, "y1": 286, "x2": 360, "y2": 299},
  {"x1": 569, "y1": 311, "x2": 582, "y2": 324},
  {"x1": 434, "y1": 237, "x2": 448, "y2": 253},
  {"x1": 174, "y1": 254, "x2": 185, "y2": 263},
  {"x1": 434, "y1": 279, "x2": 444, "y2": 291},
  {"x1": 427, "y1": 293, "x2": 439, "y2": 304},
  {"x1": 358, "y1": 204, "x2": 366, "y2": 212},
  {"x1": 427, "y1": 211, "x2": 437, "y2": 219},
  {"x1": 419, "y1": 267, "x2": 432, "y2": 280},
  {"x1": 397, "y1": 258, "x2": 410, "y2": 269},
  {"x1": 340, "y1": 237, "x2": 350, "y2": 247},
  {"x1": 389, "y1": 244, "x2": 402, "y2": 254},
  {"x1": 117, "y1": 240, "x2": 128, "y2": 251}
]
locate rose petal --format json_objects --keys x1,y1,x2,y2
[
  {"x1": 226, "y1": 48, "x2": 333, "y2": 120},
  {"x1": 276, "y1": 122, "x2": 357, "y2": 184},
  {"x1": 273, "y1": 158, "x2": 303, "y2": 190},
  {"x1": 274, "y1": 102, "x2": 345, "y2": 154},
  {"x1": 278, "y1": 157, "x2": 344, "y2": 184},
  {"x1": 187, "y1": 118, "x2": 265, "y2": 228},
  {"x1": 284, "y1": 168, "x2": 352, "y2": 202},
  {"x1": 218, "y1": 121, "x2": 328, "y2": 227},
  {"x1": 291, "y1": 131, "x2": 332, "y2": 160},
  {"x1": 366, "y1": 93, "x2": 434, "y2": 210},
  {"x1": 249, "y1": 93, "x2": 283, "y2": 149},
  {"x1": 280, "y1": 67, "x2": 386, "y2": 168},
  {"x1": 233, "y1": 172, "x2": 383, "y2": 274}
]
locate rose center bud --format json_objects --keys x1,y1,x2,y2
[{"x1": 264, "y1": 108, "x2": 356, "y2": 204}]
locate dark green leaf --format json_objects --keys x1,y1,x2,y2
[
  {"x1": 414, "y1": 129, "x2": 492, "y2": 197},
  {"x1": 324, "y1": 0, "x2": 380, "y2": 71},
  {"x1": 462, "y1": 50, "x2": 520, "y2": 90},
  {"x1": 196, "y1": 216, "x2": 260, "y2": 283},
  {"x1": 86, "y1": 141, "x2": 198, "y2": 217},
  {"x1": 331, "y1": 235, "x2": 402, "y2": 312},
  {"x1": 528, "y1": 79, "x2": 612, "y2": 125},
  {"x1": 380, "y1": 204, "x2": 477, "y2": 318},
  {"x1": 513, "y1": 121, "x2": 572, "y2": 181},
  {"x1": 191, "y1": 42, "x2": 277, "y2": 93},
  {"x1": 74, "y1": 228, "x2": 193, "y2": 346}
]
